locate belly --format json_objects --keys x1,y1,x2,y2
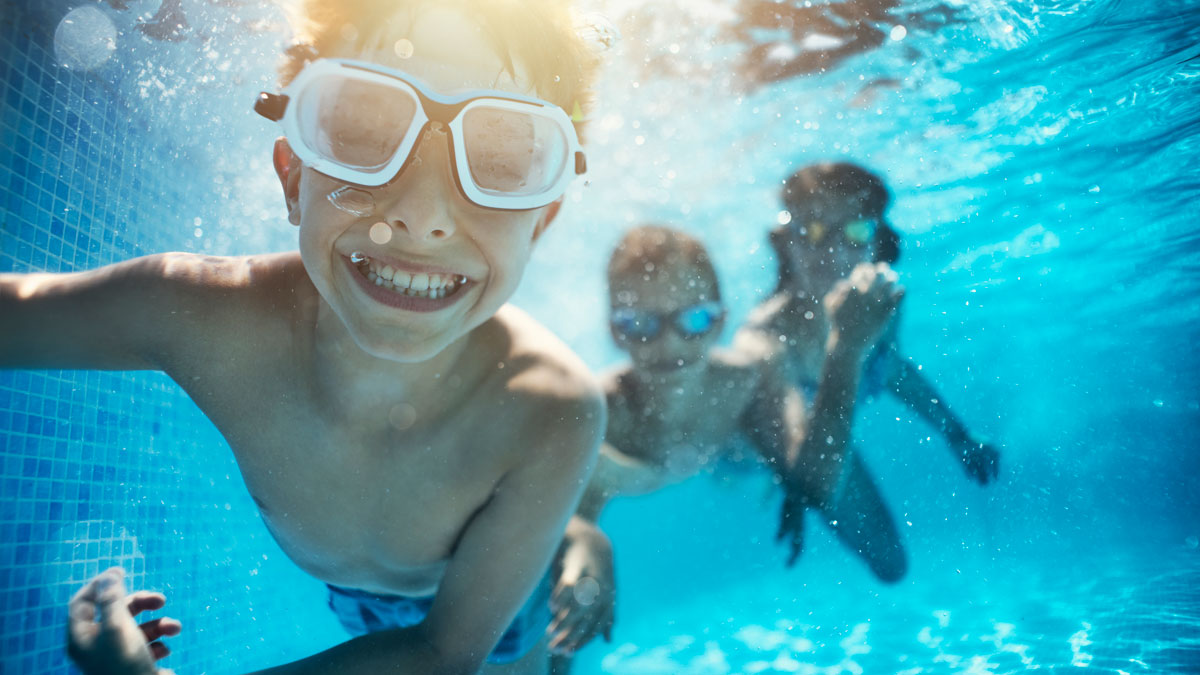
[{"x1": 255, "y1": 498, "x2": 455, "y2": 596}]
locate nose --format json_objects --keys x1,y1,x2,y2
[{"x1": 374, "y1": 123, "x2": 458, "y2": 242}]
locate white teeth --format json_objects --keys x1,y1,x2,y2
[{"x1": 360, "y1": 261, "x2": 465, "y2": 300}]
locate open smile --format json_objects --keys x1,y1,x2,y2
[{"x1": 345, "y1": 253, "x2": 474, "y2": 312}]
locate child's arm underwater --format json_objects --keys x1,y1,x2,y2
[
  {"x1": 548, "y1": 441, "x2": 684, "y2": 655},
  {"x1": 547, "y1": 516, "x2": 615, "y2": 655},
  {"x1": 882, "y1": 333, "x2": 1001, "y2": 485},
  {"x1": 0, "y1": 253, "x2": 267, "y2": 374},
  {"x1": 574, "y1": 442, "x2": 679, "y2": 521},
  {"x1": 741, "y1": 263, "x2": 905, "y2": 566}
]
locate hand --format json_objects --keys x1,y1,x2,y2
[
  {"x1": 548, "y1": 523, "x2": 615, "y2": 655},
  {"x1": 824, "y1": 263, "x2": 904, "y2": 353},
  {"x1": 776, "y1": 484, "x2": 811, "y2": 568},
  {"x1": 955, "y1": 435, "x2": 1001, "y2": 485},
  {"x1": 68, "y1": 567, "x2": 181, "y2": 675}
]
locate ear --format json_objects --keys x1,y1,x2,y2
[
  {"x1": 531, "y1": 198, "x2": 564, "y2": 243},
  {"x1": 273, "y1": 137, "x2": 303, "y2": 226}
]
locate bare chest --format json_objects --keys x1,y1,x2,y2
[
  {"x1": 187, "y1": 381, "x2": 504, "y2": 595},
  {"x1": 610, "y1": 375, "x2": 758, "y2": 469}
]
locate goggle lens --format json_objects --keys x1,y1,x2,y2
[
  {"x1": 801, "y1": 218, "x2": 877, "y2": 246},
  {"x1": 675, "y1": 303, "x2": 721, "y2": 337},
  {"x1": 611, "y1": 302, "x2": 722, "y2": 343},
  {"x1": 843, "y1": 219, "x2": 876, "y2": 244},
  {"x1": 296, "y1": 73, "x2": 417, "y2": 175},
  {"x1": 611, "y1": 309, "x2": 661, "y2": 341},
  {"x1": 463, "y1": 105, "x2": 568, "y2": 197}
]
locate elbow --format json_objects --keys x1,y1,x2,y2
[{"x1": 416, "y1": 629, "x2": 487, "y2": 675}]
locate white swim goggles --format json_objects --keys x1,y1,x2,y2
[{"x1": 255, "y1": 58, "x2": 587, "y2": 211}]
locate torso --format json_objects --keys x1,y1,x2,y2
[
  {"x1": 161, "y1": 253, "x2": 579, "y2": 596},
  {"x1": 603, "y1": 351, "x2": 764, "y2": 477}
]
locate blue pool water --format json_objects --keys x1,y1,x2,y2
[{"x1": 2, "y1": 0, "x2": 1198, "y2": 673}]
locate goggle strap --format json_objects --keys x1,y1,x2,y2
[{"x1": 255, "y1": 93, "x2": 288, "y2": 122}]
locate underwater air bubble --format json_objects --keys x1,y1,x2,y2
[
  {"x1": 55, "y1": 6, "x2": 118, "y2": 71},
  {"x1": 328, "y1": 186, "x2": 376, "y2": 218},
  {"x1": 573, "y1": 576, "x2": 600, "y2": 605},
  {"x1": 890, "y1": 25, "x2": 908, "y2": 41},
  {"x1": 776, "y1": 210, "x2": 792, "y2": 225},
  {"x1": 369, "y1": 222, "x2": 392, "y2": 245},
  {"x1": 389, "y1": 403, "x2": 418, "y2": 431},
  {"x1": 394, "y1": 39, "x2": 414, "y2": 59}
]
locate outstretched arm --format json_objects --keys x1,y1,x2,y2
[
  {"x1": 575, "y1": 442, "x2": 678, "y2": 521},
  {"x1": 0, "y1": 253, "x2": 277, "y2": 375},
  {"x1": 885, "y1": 356, "x2": 1000, "y2": 484}
]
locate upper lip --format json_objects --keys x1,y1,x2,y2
[{"x1": 347, "y1": 251, "x2": 473, "y2": 281}]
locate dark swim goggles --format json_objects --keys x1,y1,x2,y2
[
  {"x1": 255, "y1": 58, "x2": 587, "y2": 210},
  {"x1": 611, "y1": 301, "x2": 724, "y2": 342},
  {"x1": 798, "y1": 218, "x2": 877, "y2": 246}
]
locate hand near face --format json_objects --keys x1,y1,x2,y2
[
  {"x1": 824, "y1": 262, "x2": 904, "y2": 352},
  {"x1": 67, "y1": 567, "x2": 181, "y2": 675},
  {"x1": 548, "y1": 523, "x2": 616, "y2": 655}
]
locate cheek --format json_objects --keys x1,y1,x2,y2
[{"x1": 473, "y1": 214, "x2": 540, "y2": 281}]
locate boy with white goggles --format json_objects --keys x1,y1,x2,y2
[
  {"x1": 6, "y1": 1, "x2": 609, "y2": 673},
  {"x1": 255, "y1": 58, "x2": 588, "y2": 210}
]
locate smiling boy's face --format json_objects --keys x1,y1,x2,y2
[{"x1": 276, "y1": 5, "x2": 561, "y2": 363}]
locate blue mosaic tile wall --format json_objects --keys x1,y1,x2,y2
[{"x1": 1, "y1": 4, "x2": 344, "y2": 673}]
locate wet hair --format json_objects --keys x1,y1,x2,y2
[
  {"x1": 279, "y1": 0, "x2": 597, "y2": 132},
  {"x1": 608, "y1": 225, "x2": 721, "y2": 302},
  {"x1": 772, "y1": 162, "x2": 901, "y2": 291}
]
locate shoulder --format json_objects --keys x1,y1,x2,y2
[
  {"x1": 156, "y1": 251, "x2": 316, "y2": 323},
  {"x1": 480, "y1": 305, "x2": 607, "y2": 460},
  {"x1": 147, "y1": 252, "x2": 314, "y2": 370},
  {"x1": 156, "y1": 251, "x2": 306, "y2": 299}
]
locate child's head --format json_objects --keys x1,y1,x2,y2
[
  {"x1": 280, "y1": 0, "x2": 595, "y2": 126},
  {"x1": 607, "y1": 226, "x2": 724, "y2": 372},
  {"x1": 771, "y1": 162, "x2": 901, "y2": 295},
  {"x1": 266, "y1": 0, "x2": 600, "y2": 362}
]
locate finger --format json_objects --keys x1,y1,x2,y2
[
  {"x1": 69, "y1": 576, "x2": 104, "y2": 625},
  {"x1": 565, "y1": 612, "x2": 599, "y2": 652},
  {"x1": 68, "y1": 575, "x2": 106, "y2": 648},
  {"x1": 550, "y1": 583, "x2": 571, "y2": 613},
  {"x1": 149, "y1": 641, "x2": 171, "y2": 661},
  {"x1": 95, "y1": 569, "x2": 133, "y2": 629},
  {"x1": 126, "y1": 591, "x2": 166, "y2": 617},
  {"x1": 140, "y1": 616, "x2": 182, "y2": 642},
  {"x1": 603, "y1": 608, "x2": 614, "y2": 642},
  {"x1": 851, "y1": 265, "x2": 874, "y2": 293},
  {"x1": 548, "y1": 623, "x2": 575, "y2": 652}
]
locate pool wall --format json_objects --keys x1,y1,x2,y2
[{"x1": 0, "y1": 4, "x2": 341, "y2": 673}]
